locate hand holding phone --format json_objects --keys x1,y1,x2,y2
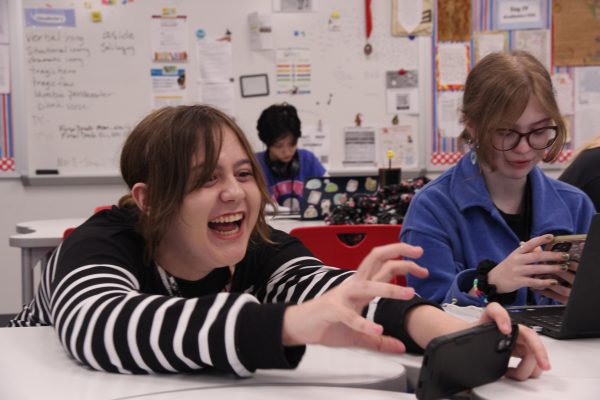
[
  {"x1": 538, "y1": 234, "x2": 586, "y2": 287},
  {"x1": 416, "y1": 323, "x2": 518, "y2": 400},
  {"x1": 543, "y1": 234, "x2": 587, "y2": 264}
]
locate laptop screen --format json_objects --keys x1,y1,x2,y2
[{"x1": 300, "y1": 176, "x2": 379, "y2": 220}]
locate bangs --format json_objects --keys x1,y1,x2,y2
[
  {"x1": 498, "y1": 83, "x2": 531, "y2": 128},
  {"x1": 187, "y1": 123, "x2": 224, "y2": 192}
]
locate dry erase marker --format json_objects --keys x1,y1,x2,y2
[{"x1": 35, "y1": 169, "x2": 60, "y2": 175}]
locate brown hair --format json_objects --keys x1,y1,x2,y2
[
  {"x1": 118, "y1": 105, "x2": 273, "y2": 262},
  {"x1": 459, "y1": 50, "x2": 566, "y2": 169}
]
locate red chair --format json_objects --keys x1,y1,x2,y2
[
  {"x1": 289, "y1": 224, "x2": 406, "y2": 285},
  {"x1": 94, "y1": 205, "x2": 112, "y2": 213},
  {"x1": 63, "y1": 205, "x2": 112, "y2": 239}
]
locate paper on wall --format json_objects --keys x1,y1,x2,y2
[
  {"x1": 343, "y1": 127, "x2": 376, "y2": 166},
  {"x1": 151, "y1": 66, "x2": 186, "y2": 109},
  {"x1": 248, "y1": 12, "x2": 273, "y2": 50},
  {"x1": 437, "y1": 42, "x2": 469, "y2": 89},
  {"x1": 151, "y1": 15, "x2": 188, "y2": 61},
  {"x1": 378, "y1": 118, "x2": 418, "y2": 169},
  {"x1": 197, "y1": 81, "x2": 235, "y2": 117},
  {"x1": 196, "y1": 38, "x2": 233, "y2": 83},
  {"x1": 298, "y1": 123, "x2": 331, "y2": 168},
  {"x1": 437, "y1": 90, "x2": 463, "y2": 138},
  {"x1": 552, "y1": 73, "x2": 574, "y2": 115}
]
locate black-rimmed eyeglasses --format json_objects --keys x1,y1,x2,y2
[{"x1": 492, "y1": 126, "x2": 558, "y2": 151}]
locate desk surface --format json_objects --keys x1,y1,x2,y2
[
  {"x1": 378, "y1": 304, "x2": 600, "y2": 398},
  {"x1": 0, "y1": 327, "x2": 407, "y2": 400},
  {"x1": 384, "y1": 328, "x2": 600, "y2": 399},
  {"x1": 472, "y1": 335, "x2": 600, "y2": 400},
  {"x1": 125, "y1": 385, "x2": 415, "y2": 400},
  {"x1": 9, "y1": 216, "x2": 322, "y2": 249}
]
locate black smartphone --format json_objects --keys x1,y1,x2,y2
[{"x1": 415, "y1": 322, "x2": 518, "y2": 400}]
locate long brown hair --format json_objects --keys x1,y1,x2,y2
[
  {"x1": 459, "y1": 50, "x2": 566, "y2": 169},
  {"x1": 118, "y1": 105, "x2": 273, "y2": 262}
]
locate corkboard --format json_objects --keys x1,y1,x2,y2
[
  {"x1": 554, "y1": 0, "x2": 600, "y2": 66},
  {"x1": 437, "y1": 0, "x2": 471, "y2": 42}
]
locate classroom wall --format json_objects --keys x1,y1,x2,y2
[{"x1": 0, "y1": 0, "x2": 594, "y2": 313}]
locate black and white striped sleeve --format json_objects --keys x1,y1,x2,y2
[
  {"x1": 11, "y1": 243, "x2": 300, "y2": 376},
  {"x1": 247, "y1": 229, "x2": 438, "y2": 353}
]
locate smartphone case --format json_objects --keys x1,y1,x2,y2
[
  {"x1": 415, "y1": 323, "x2": 518, "y2": 400},
  {"x1": 544, "y1": 234, "x2": 587, "y2": 263}
]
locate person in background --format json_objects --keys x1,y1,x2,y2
[
  {"x1": 401, "y1": 51, "x2": 596, "y2": 307},
  {"x1": 559, "y1": 134, "x2": 600, "y2": 211},
  {"x1": 11, "y1": 104, "x2": 548, "y2": 382},
  {"x1": 256, "y1": 103, "x2": 325, "y2": 211}
]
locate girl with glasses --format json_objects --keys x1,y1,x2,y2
[{"x1": 401, "y1": 51, "x2": 596, "y2": 307}]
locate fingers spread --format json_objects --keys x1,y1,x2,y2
[
  {"x1": 355, "y1": 243, "x2": 423, "y2": 280},
  {"x1": 371, "y1": 259, "x2": 428, "y2": 283},
  {"x1": 347, "y1": 280, "x2": 416, "y2": 302},
  {"x1": 337, "y1": 306, "x2": 383, "y2": 336}
]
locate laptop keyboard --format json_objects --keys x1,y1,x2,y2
[
  {"x1": 509, "y1": 307, "x2": 565, "y2": 332},
  {"x1": 525, "y1": 313, "x2": 563, "y2": 329}
]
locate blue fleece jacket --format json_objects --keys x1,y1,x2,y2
[
  {"x1": 401, "y1": 153, "x2": 596, "y2": 306},
  {"x1": 256, "y1": 149, "x2": 326, "y2": 208}
]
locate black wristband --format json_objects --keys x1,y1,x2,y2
[{"x1": 475, "y1": 259, "x2": 517, "y2": 305}]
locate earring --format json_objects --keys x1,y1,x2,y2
[
  {"x1": 470, "y1": 151, "x2": 477, "y2": 165},
  {"x1": 470, "y1": 142, "x2": 479, "y2": 165}
]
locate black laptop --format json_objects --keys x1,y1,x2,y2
[
  {"x1": 299, "y1": 176, "x2": 379, "y2": 220},
  {"x1": 508, "y1": 213, "x2": 600, "y2": 339}
]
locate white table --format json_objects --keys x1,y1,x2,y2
[
  {"x1": 473, "y1": 335, "x2": 600, "y2": 399},
  {"x1": 125, "y1": 385, "x2": 416, "y2": 400},
  {"x1": 9, "y1": 216, "x2": 322, "y2": 305},
  {"x1": 10, "y1": 218, "x2": 85, "y2": 304},
  {"x1": 379, "y1": 304, "x2": 600, "y2": 399},
  {"x1": 0, "y1": 327, "x2": 409, "y2": 400}
]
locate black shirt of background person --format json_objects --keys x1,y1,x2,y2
[{"x1": 559, "y1": 147, "x2": 600, "y2": 211}]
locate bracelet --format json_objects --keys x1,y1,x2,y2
[
  {"x1": 472, "y1": 278, "x2": 488, "y2": 303},
  {"x1": 475, "y1": 259, "x2": 517, "y2": 305}
]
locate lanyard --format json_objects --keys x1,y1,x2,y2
[
  {"x1": 156, "y1": 262, "x2": 234, "y2": 297},
  {"x1": 156, "y1": 262, "x2": 181, "y2": 297}
]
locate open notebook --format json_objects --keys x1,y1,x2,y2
[{"x1": 508, "y1": 213, "x2": 600, "y2": 339}]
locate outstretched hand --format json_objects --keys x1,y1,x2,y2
[{"x1": 282, "y1": 243, "x2": 428, "y2": 352}]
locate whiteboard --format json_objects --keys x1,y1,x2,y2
[{"x1": 10, "y1": 0, "x2": 431, "y2": 180}]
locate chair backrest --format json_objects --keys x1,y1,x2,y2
[
  {"x1": 289, "y1": 224, "x2": 405, "y2": 285},
  {"x1": 63, "y1": 205, "x2": 112, "y2": 239}
]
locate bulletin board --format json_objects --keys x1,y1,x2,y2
[
  {"x1": 8, "y1": 0, "x2": 430, "y2": 181},
  {"x1": 553, "y1": 0, "x2": 600, "y2": 66},
  {"x1": 429, "y1": 0, "x2": 580, "y2": 170}
]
